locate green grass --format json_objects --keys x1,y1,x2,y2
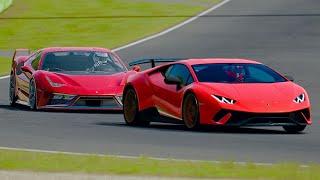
[
  {"x1": 0, "y1": 0, "x2": 220, "y2": 50},
  {"x1": 0, "y1": 0, "x2": 13, "y2": 13},
  {"x1": 0, "y1": 56, "x2": 11, "y2": 76},
  {"x1": 0, "y1": 149, "x2": 319, "y2": 180}
]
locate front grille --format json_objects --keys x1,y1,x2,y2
[
  {"x1": 85, "y1": 100, "x2": 101, "y2": 107},
  {"x1": 48, "y1": 99, "x2": 72, "y2": 105},
  {"x1": 213, "y1": 109, "x2": 229, "y2": 122},
  {"x1": 300, "y1": 108, "x2": 310, "y2": 119},
  {"x1": 73, "y1": 97, "x2": 121, "y2": 109},
  {"x1": 214, "y1": 109, "x2": 309, "y2": 126}
]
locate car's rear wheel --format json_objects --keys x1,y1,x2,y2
[
  {"x1": 283, "y1": 125, "x2": 306, "y2": 133},
  {"x1": 123, "y1": 87, "x2": 150, "y2": 126},
  {"x1": 29, "y1": 79, "x2": 37, "y2": 110},
  {"x1": 9, "y1": 73, "x2": 18, "y2": 106},
  {"x1": 182, "y1": 93, "x2": 200, "y2": 130}
]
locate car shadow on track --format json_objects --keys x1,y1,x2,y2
[
  {"x1": 0, "y1": 104, "x2": 30, "y2": 111},
  {"x1": 94, "y1": 121, "x2": 296, "y2": 135},
  {"x1": 1, "y1": 104, "x2": 303, "y2": 135},
  {"x1": 0, "y1": 104, "x2": 122, "y2": 114}
]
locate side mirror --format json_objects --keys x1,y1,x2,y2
[
  {"x1": 21, "y1": 66, "x2": 33, "y2": 74},
  {"x1": 164, "y1": 75, "x2": 181, "y2": 85},
  {"x1": 285, "y1": 75, "x2": 294, "y2": 82},
  {"x1": 132, "y1": 65, "x2": 141, "y2": 72}
]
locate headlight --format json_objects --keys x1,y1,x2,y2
[
  {"x1": 52, "y1": 93, "x2": 76, "y2": 100},
  {"x1": 212, "y1": 95, "x2": 236, "y2": 104},
  {"x1": 46, "y1": 76, "x2": 65, "y2": 87},
  {"x1": 293, "y1": 93, "x2": 305, "y2": 103}
]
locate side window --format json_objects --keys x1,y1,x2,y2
[
  {"x1": 167, "y1": 64, "x2": 194, "y2": 86},
  {"x1": 31, "y1": 53, "x2": 42, "y2": 70},
  {"x1": 163, "y1": 65, "x2": 174, "y2": 78}
]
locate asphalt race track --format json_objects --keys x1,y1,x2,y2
[{"x1": 0, "y1": 0, "x2": 319, "y2": 163}]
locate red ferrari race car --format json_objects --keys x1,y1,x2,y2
[
  {"x1": 122, "y1": 58, "x2": 312, "y2": 133},
  {"x1": 9, "y1": 47, "x2": 136, "y2": 110}
]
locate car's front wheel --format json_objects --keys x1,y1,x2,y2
[
  {"x1": 283, "y1": 125, "x2": 306, "y2": 133},
  {"x1": 9, "y1": 73, "x2": 18, "y2": 106},
  {"x1": 29, "y1": 79, "x2": 37, "y2": 110},
  {"x1": 182, "y1": 93, "x2": 200, "y2": 130},
  {"x1": 123, "y1": 87, "x2": 150, "y2": 126}
]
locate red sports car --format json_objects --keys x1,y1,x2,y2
[
  {"x1": 9, "y1": 47, "x2": 136, "y2": 110},
  {"x1": 123, "y1": 58, "x2": 312, "y2": 133}
]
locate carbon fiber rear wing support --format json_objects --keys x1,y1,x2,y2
[{"x1": 129, "y1": 57, "x2": 185, "y2": 68}]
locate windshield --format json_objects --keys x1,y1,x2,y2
[
  {"x1": 41, "y1": 51, "x2": 126, "y2": 74},
  {"x1": 192, "y1": 63, "x2": 287, "y2": 83}
]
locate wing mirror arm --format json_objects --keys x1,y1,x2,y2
[
  {"x1": 21, "y1": 66, "x2": 33, "y2": 79},
  {"x1": 164, "y1": 76, "x2": 182, "y2": 89}
]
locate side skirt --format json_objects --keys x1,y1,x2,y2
[
  {"x1": 142, "y1": 107, "x2": 183, "y2": 124},
  {"x1": 152, "y1": 115, "x2": 184, "y2": 124}
]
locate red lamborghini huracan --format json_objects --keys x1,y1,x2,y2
[
  {"x1": 123, "y1": 58, "x2": 312, "y2": 133},
  {"x1": 9, "y1": 47, "x2": 136, "y2": 110}
]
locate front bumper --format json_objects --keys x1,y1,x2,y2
[
  {"x1": 39, "y1": 95, "x2": 123, "y2": 110},
  {"x1": 211, "y1": 108, "x2": 311, "y2": 126}
]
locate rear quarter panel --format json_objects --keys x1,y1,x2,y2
[{"x1": 12, "y1": 56, "x2": 30, "y2": 102}]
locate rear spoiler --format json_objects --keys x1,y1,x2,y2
[
  {"x1": 12, "y1": 49, "x2": 31, "y2": 62},
  {"x1": 129, "y1": 57, "x2": 185, "y2": 68}
]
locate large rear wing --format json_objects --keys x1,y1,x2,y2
[
  {"x1": 12, "y1": 49, "x2": 31, "y2": 62},
  {"x1": 129, "y1": 57, "x2": 185, "y2": 68}
]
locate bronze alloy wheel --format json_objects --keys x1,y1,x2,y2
[
  {"x1": 9, "y1": 74, "x2": 17, "y2": 106},
  {"x1": 29, "y1": 79, "x2": 37, "y2": 110},
  {"x1": 123, "y1": 87, "x2": 150, "y2": 126},
  {"x1": 123, "y1": 88, "x2": 139, "y2": 125},
  {"x1": 183, "y1": 93, "x2": 200, "y2": 129}
]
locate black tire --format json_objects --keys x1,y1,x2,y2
[
  {"x1": 182, "y1": 93, "x2": 200, "y2": 130},
  {"x1": 283, "y1": 125, "x2": 306, "y2": 133},
  {"x1": 123, "y1": 87, "x2": 150, "y2": 126},
  {"x1": 29, "y1": 79, "x2": 37, "y2": 110},
  {"x1": 9, "y1": 73, "x2": 18, "y2": 107}
]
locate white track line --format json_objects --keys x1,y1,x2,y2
[
  {"x1": 112, "y1": 0, "x2": 231, "y2": 52},
  {"x1": 0, "y1": 75, "x2": 9, "y2": 79},
  {"x1": 0, "y1": 0, "x2": 231, "y2": 80}
]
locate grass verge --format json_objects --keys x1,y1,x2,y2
[
  {"x1": 0, "y1": 0, "x2": 220, "y2": 50},
  {"x1": 0, "y1": 149, "x2": 319, "y2": 180},
  {"x1": 0, "y1": 0, "x2": 13, "y2": 13},
  {"x1": 0, "y1": 56, "x2": 11, "y2": 76}
]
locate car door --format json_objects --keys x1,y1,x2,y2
[{"x1": 152, "y1": 64, "x2": 194, "y2": 119}]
